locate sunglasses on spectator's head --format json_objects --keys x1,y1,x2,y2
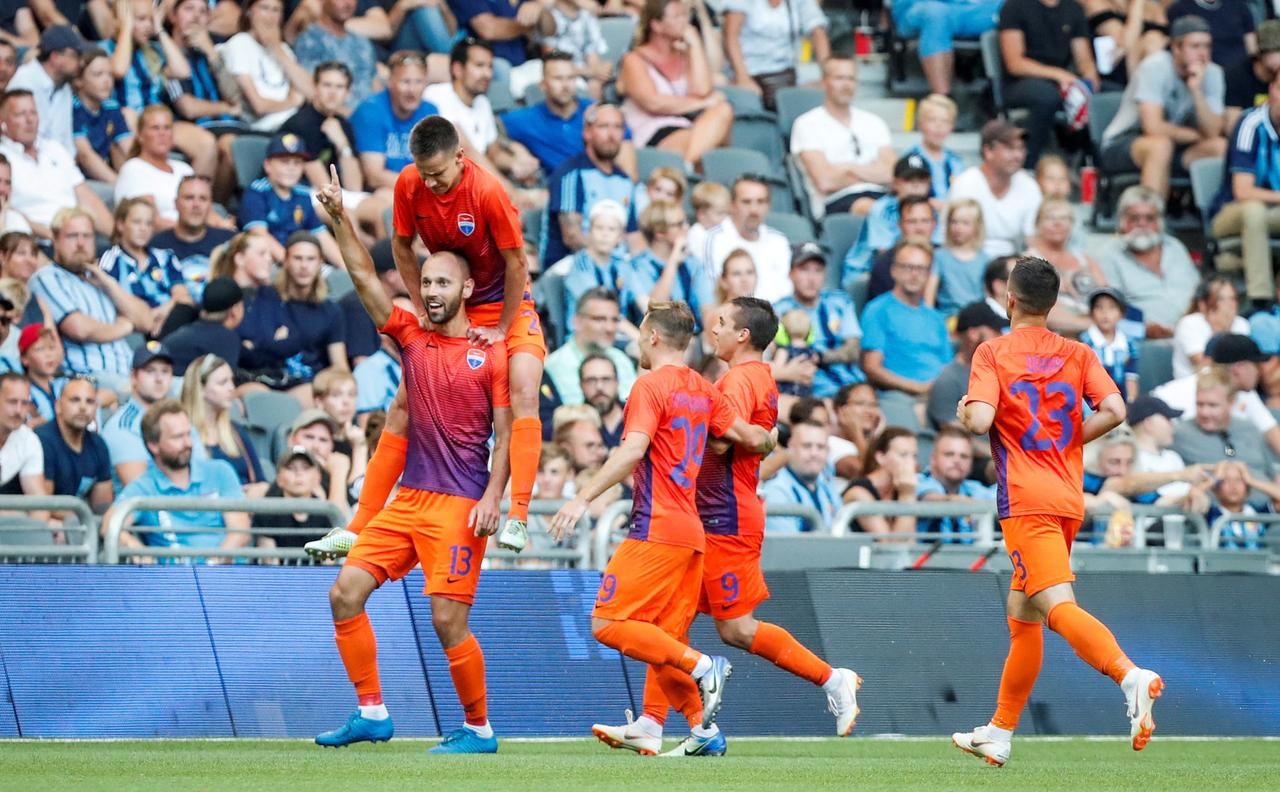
[{"x1": 388, "y1": 51, "x2": 427, "y2": 69}]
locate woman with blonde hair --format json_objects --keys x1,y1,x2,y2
[
  {"x1": 181, "y1": 354, "x2": 268, "y2": 497},
  {"x1": 1024, "y1": 198, "x2": 1108, "y2": 330},
  {"x1": 211, "y1": 231, "x2": 275, "y2": 291},
  {"x1": 927, "y1": 198, "x2": 989, "y2": 316},
  {"x1": 113, "y1": 105, "x2": 195, "y2": 227}
]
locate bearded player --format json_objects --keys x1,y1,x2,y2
[
  {"x1": 314, "y1": 167, "x2": 511, "y2": 754},
  {"x1": 592, "y1": 298, "x2": 861, "y2": 757},
  {"x1": 549, "y1": 302, "x2": 777, "y2": 747},
  {"x1": 307, "y1": 116, "x2": 542, "y2": 560},
  {"x1": 952, "y1": 256, "x2": 1163, "y2": 767}
]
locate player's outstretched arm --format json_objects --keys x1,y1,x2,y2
[
  {"x1": 316, "y1": 164, "x2": 392, "y2": 328},
  {"x1": 548, "y1": 432, "x2": 650, "y2": 540},
  {"x1": 720, "y1": 417, "x2": 776, "y2": 455},
  {"x1": 1081, "y1": 392, "x2": 1126, "y2": 445}
]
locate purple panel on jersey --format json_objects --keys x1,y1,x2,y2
[
  {"x1": 627, "y1": 455, "x2": 655, "y2": 541},
  {"x1": 696, "y1": 446, "x2": 740, "y2": 536}
]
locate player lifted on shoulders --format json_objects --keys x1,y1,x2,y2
[
  {"x1": 313, "y1": 168, "x2": 511, "y2": 754},
  {"x1": 307, "y1": 116, "x2": 543, "y2": 559},
  {"x1": 593, "y1": 298, "x2": 861, "y2": 757},
  {"x1": 952, "y1": 257, "x2": 1163, "y2": 767},
  {"x1": 549, "y1": 302, "x2": 776, "y2": 750}
]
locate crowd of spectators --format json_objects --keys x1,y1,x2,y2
[{"x1": 0, "y1": 0, "x2": 1277, "y2": 558}]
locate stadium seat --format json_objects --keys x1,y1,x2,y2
[
  {"x1": 1087, "y1": 93, "x2": 1190, "y2": 228},
  {"x1": 325, "y1": 269, "x2": 355, "y2": 302},
  {"x1": 702, "y1": 148, "x2": 792, "y2": 211},
  {"x1": 819, "y1": 213, "x2": 864, "y2": 289},
  {"x1": 231, "y1": 135, "x2": 270, "y2": 191},
  {"x1": 532, "y1": 269, "x2": 567, "y2": 349},
  {"x1": 774, "y1": 86, "x2": 822, "y2": 141},
  {"x1": 720, "y1": 85, "x2": 772, "y2": 120},
  {"x1": 599, "y1": 16, "x2": 636, "y2": 67},
  {"x1": 636, "y1": 147, "x2": 684, "y2": 183},
  {"x1": 242, "y1": 390, "x2": 304, "y2": 462},
  {"x1": 979, "y1": 30, "x2": 1012, "y2": 120},
  {"x1": 488, "y1": 77, "x2": 517, "y2": 115},
  {"x1": 0, "y1": 517, "x2": 55, "y2": 549},
  {"x1": 848, "y1": 271, "x2": 871, "y2": 314},
  {"x1": 766, "y1": 211, "x2": 816, "y2": 246},
  {"x1": 785, "y1": 154, "x2": 814, "y2": 221},
  {"x1": 1137, "y1": 339, "x2": 1174, "y2": 395},
  {"x1": 730, "y1": 117, "x2": 786, "y2": 173},
  {"x1": 878, "y1": 390, "x2": 922, "y2": 433},
  {"x1": 1187, "y1": 157, "x2": 1260, "y2": 266},
  {"x1": 124, "y1": 332, "x2": 147, "y2": 352}
]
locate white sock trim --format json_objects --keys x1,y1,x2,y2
[
  {"x1": 691, "y1": 654, "x2": 713, "y2": 679},
  {"x1": 358, "y1": 703, "x2": 389, "y2": 720},
  {"x1": 464, "y1": 721, "x2": 494, "y2": 739}
]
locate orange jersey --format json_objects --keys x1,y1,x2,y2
[
  {"x1": 625, "y1": 365, "x2": 736, "y2": 552},
  {"x1": 968, "y1": 325, "x2": 1119, "y2": 520},
  {"x1": 695, "y1": 361, "x2": 778, "y2": 537},
  {"x1": 392, "y1": 158, "x2": 525, "y2": 307}
]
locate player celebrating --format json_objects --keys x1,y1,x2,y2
[
  {"x1": 593, "y1": 298, "x2": 861, "y2": 757},
  {"x1": 549, "y1": 302, "x2": 776, "y2": 746},
  {"x1": 952, "y1": 257, "x2": 1163, "y2": 767},
  {"x1": 307, "y1": 116, "x2": 542, "y2": 559},
  {"x1": 314, "y1": 168, "x2": 511, "y2": 754}
]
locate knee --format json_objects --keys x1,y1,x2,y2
[
  {"x1": 1028, "y1": 82, "x2": 1063, "y2": 111},
  {"x1": 714, "y1": 617, "x2": 757, "y2": 650},
  {"x1": 1143, "y1": 136, "x2": 1174, "y2": 160},
  {"x1": 508, "y1": 376, "x2": 540, "y2": 416},
  {"x1": 329, "y1": 578, "x2": 367, "y2": 618},
  {"x1": 431, "y1": 606, "x2": 466, "y2": 643},
  {"x1": 1240, "y1": 200, "x2": 1267, "y2": 224}
]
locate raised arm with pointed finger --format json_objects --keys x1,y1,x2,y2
[{"x1": 316, "y1": 165, "x2": 392, "y2": 328}]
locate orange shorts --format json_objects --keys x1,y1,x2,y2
[
  {"x1": 593, "y1": 538, "x2": 702, "y2": 635},
  {"x1": 697, "y1": 533, "x2": 769, "y2": 619},
  {"x1": 346, "y1": 487, "x2": 487, "y2": 604},
  {"x1": 1001, "y1": 514, "x2": 1082, "y2": 597},
  {"x1": 469, "y1": 299, "x2": 546, "y2": 360}
]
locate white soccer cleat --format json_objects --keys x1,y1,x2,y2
[
  {"x1": 496, "y1": 519, "x2": 528, "y2": 552},
  {"x1": 591, "y1": 709, "x2": 661, "y2": 756},
  {"x1": 1124, "y1": 668, "x2": 1164, "y2": 751},
  {"x1": 304, "y1": 528, "x2": 358, "y2": 560},
  {"x1": 826, "y1": 668, "x2": 862, "y2": 736},
  {"x1": 952, "y1": 724, "x2": 1011, "y2": 767}
]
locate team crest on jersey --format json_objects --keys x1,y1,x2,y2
[
  {"x1": 466, "y1": 348, "x2": 486, "y2": 370},
  {"x1": 457, "y1": 213, "x2": 476, "y2": 236}
]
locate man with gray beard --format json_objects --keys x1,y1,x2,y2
[{"x1": 1096, "y1": 186, "x2": 1199, "y2": 336}]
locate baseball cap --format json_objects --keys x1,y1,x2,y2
[
  {"x1": 266, "y1": 133, "x2": 311, "y2": 161},
  {"x1": 289, "y1": 408, "x2": 339, "y2": 436},
  {"x1": 132, "y1": 340, "x2": 174, "y2": 370},
  {"x1": 201, "y1": 277, "x2": 244, "y2": 313},
  {"x1": 18, "y1": 325, "x2": 54, "y2": 355},
  {"x1": 1127, "y1": 395, "x2": 1182, "y2": 428},
  {"x1": 1087, "y1": 287, "x2": 1127, "y2": 311},
  {"x1": 1170, "y1": 15, "x2": 1211, "y2": 40},
  {"x1": 276, "y1": 444, "x2": 321, "y2": 469},
  {"x1": 1209, "y1": 334, "x2": 1269, "y2": 365},
  {"x1": 1259, "y1": 20, "x2": 1280, "y2": 54},
  {"x1": 894, "y1": 153, "x2": 932, "y2": 181},
  {"x1": 790, "y1": 241, "x2": 826, "y2": 268},
  {"x1": 954, "y1": 301, "x2": 1010, "y2": 333},
  {"x1": 980, "y1": 119, "x2": 1026, "y2": 148},
  {"x1": 39, "y1": 25, "x2": 88, "y2": 56}
]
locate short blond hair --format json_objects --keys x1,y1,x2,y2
[
  {"x1": 51, "y1": 207, "x2": 95, "y2": 236},
  {"x1": 944, "y1": 198, "x2": 986, "y2": 249},
  {"x1": 919, "y1": 93, "x2": 958, "y2": 122},
  {"x1": 313, "y1": 367, "x2": 356, "y2": 400},
  {"x1": 1196, "y1": 365, "x2": 1234, "y2": 395},
  {"x1": 691, "y1": 180, "x2": 730, "y2": 212}
]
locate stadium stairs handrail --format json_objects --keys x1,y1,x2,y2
[{"x1": 0, "y1": 495, "x2": 99, "y2": 563}]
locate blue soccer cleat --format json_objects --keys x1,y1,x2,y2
[
  {"x1": 697, "y1": 655, "x2": 732, "y2": 728},
  {"x1": 428, "y1": 727, "x2": 499, "y2": 754},
  {"x1": 315, "y1": 712, "x2": 394, "y2": 747},
  {"x1": 660, "y1": 730, "x2": 727, "y2": 757}
]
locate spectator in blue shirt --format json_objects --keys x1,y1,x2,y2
[
  {"x1": 18, "y1": 326, "x2": 66, "y2": 426},
  {"x1": 762, "y1": 421, "x2": 841, "y2": 533},
  {"x1": 453, "y1": 0, "x2": 552, "y2": 68},
  {"x1": 351, "y1": 51, "x2": 437, "y2": 190},
  {"x1": 843, "y1": 154, "x2": 934, "y2": 287},
  {"x1": 108, "y1": 399, "x2": 250, "y2": 562},
  {"x1": 35, "y1": 375, "x2": 112, "y2": 512},
  {"x1": 543, "y1": 102, "x2": 639, "y2": 266},
  {"x1": 99, "y1": 197, "x2": 193, "y2": 337},
  {"x1": 239, "y1": 132, "x2": 344, "y2": 267},
  {"x1": 163, "y1": 276, "x2": 246, "y2": 373},
  {"x1": 865, "y1": 194, "x2": 940, "y2": 303},
  {"x1": 562, "y1": 199, "x2": 628, "y2": 324},
  {"x1": 1080, "y1": 287, "x2": 1140, "y2": 403},
  {"x1": 71, "y1": 48, "x2": 133, "y2": 185},
  {"x1": 860, "y1": 238, "x2": 953, "y2": 397},
  {"x1": 1210, "y1": 76, "x2": 1280, "y2": 306},
  {"x1": 772, "y1": 241, "x2": 864, "y2": 399},
  {"x1": 501, "y1": 53, "x2": 592, "y2": 173},
  {"x1": 915, "y1": 426, "x2": 995, "y2": 544},
  {"x1": 354, "y1": 336, "x2": 401, "y2": 423},
  {"x1": 622, "y1": 200, "x2": 712, "y2": 331}
]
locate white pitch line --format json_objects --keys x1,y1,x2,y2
[{"x1": 1, "y1": 736, "x2": 1275, "y2": 744}]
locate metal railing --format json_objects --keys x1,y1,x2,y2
[
  {"x1": 830, "y1": 501, "x2": 999, "y2": 543},
  {"x1": 1208, "y1": 511, "x2": 1280, "y2": 551},
  {"x1": 0, "y1": 496, "x2": 99, "y2": 563},
  {"x1": 1083, "y1": 505, "x2": 1212, "y2": 549},
  {"x1": 487, "y1": 499, "x2": 593, "y2": 568},
  {"x1": 103, "y1": 497, "x2": 347, "y2": 564}
]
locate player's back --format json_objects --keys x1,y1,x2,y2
[
  {"x1": 969, "y1": 325, "x2": 1118, "y2": 520},
  {"x1": 626, "y1": 365, "x2": 734, "y2": 552},
  {"x1": 392, "y1": 159, "x2": 523, "y2": 307},
  {"x1": 696, "y1": 361, "x2": 778, "y2": 536}
]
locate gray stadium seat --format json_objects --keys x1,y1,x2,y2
[
  {"x1": 848, "y1": 272, "x2": 871, "y2": 315},
  {"x1": 1088, "y1": 92, "x2": 1193, "y2": 228},
  {"x1": 325, "y1": 269, "x2": 355, "y2": 302},
  {"x1": 730, "y1": 117, "x2": 785, "y2": 167},
  {"x1": 231, "y1": 135, "x2": 270, "y2": 191},
  {"x1": 488, "y1": 77, "x2": 517, "y2": 115},
  {"x1": 636, "y1": 147, "x2": 684, "y2": 183},
  {"x1": 979, "y1": 30, "x2": 1009, "y2": 119},
  {"x1": 242, "y1": 390, "x2": 304, "y2": 462},
  {"x1": 124, "y1": 332, "x2": 147, "y2": 352},
  {"x1": 720, "y1": 85, "x2": 771, "y2": 120},
  {"x1": 774, "y1": 86, "x2": 822, "y2": 140},
  {"x1": 702, "y1": 147, "x2": 792, "y2": 211},
  {"x1": 819, "y1": 213, "x2": 864, "y2": 289},
  {"x1": 1137, "y1": 339, "x2": 1174, "y2": 395},
  {"x1": 1187, "y1": 157, "x2": 1261, "y2": 266},
  {"x1": 785, "y1": 154, "x2": 813, "y2": 221},
  {"x1": 600, "y1": 16, "x2": 636, "y2": 67},
  {"x1": 532, "y1": 269, "x2": 567, "y2": 349},
  {"x1": 766, "y1": 211, "x2": 816, "y2": 246}
]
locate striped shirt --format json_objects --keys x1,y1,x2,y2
[
  {"x1": 1212, "y1": 102, "x2": 1280, "y2": 217},
  {"x1": 760, "y1": 465, "x2": 841, "y2": 534},
  {"x1": 28, "y1": 264, "x2": 132, "y2": 375},
  {"x1": 99, "y1": 245, "x2": 186, "y2": 308}
]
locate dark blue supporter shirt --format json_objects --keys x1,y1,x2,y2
[
  {"x1": 151, "y1": 227, "x2": 236, "y2": 304},
  {"x1": 204, "y1": 422, "x2": 265, "y2": 488},
  {"x1": 35, "y1": 421, "x2": 112, "y2": 500},
  {"x1": 238, "y1": 286, "x2": 345, "y2": 381},
  {"x1": 453, "y1": 0, "x2": 528, "y2": 65},
  {"x1": 72, "y1": 95, "x2": 130, "y2": 162},
  {"x1": 162, "y1": 318, "x2": 244, "y2": 372},
  {"x1": 238, "y1": 178, "x2": 326, "y2": 244}
]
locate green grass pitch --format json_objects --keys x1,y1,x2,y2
[{"x1": 1, "y1": 737, "x2": 1276, "y2": 791}]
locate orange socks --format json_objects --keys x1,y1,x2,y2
[
  {"x1": 334, "y1": 612, "x2": 381, "y2": 699},
  {"x1": 348, "y1": 432, "x2": 407, "y2": 534},
  {"x1": 1046, "y1": 601, "x2": 1135, "y2": 684},
  {"x1": 749, "y1": 622, "x2": 832, "y2": 686},
  {"x1": 991, "y1": 617, "x2": 1043, "y2": 730},
  {"x1": 507, "y1": 417, "x2": 541, "y2": 523},
  {"x1": 642, "y1": 665, "x2": 671, "y2": 725},
  {"x1": 594, "y1": 620, "x2": 702, "y2": 673},
  {"x1": 444, "y1": 634, "x2": 488, "y2": 726},
  {"x1": 648, "y1": 665, "x2": 703, "y2": 728}
]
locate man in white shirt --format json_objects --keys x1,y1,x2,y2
[
  {"x1": 6, "y1": 25, "x2": 84, "y2": 154},
  {"x1": 0, "y1": 373, "x2": 45, "y2": 498},
  {"x1": 789, "y1": 56, "x2": 894, "y2": 220},
  {"x1": 949, "y1": 120, "x2": 1042, "y2": 256},
  {"x1": 1128, "y1": 395, "x2": 1196, "y2": 500},
  {"x1": 0, "y1": 90, "x2": 111, "y2": 237},
  {"x1": 0, "y1": 154, "x2": 33, "y2": 233},
  {"x1": 702, "y1": 174, "x2": 794, "y2": 303},
  {"x1": 425, "y1": 38, "x2": 541, "y2": 189}
]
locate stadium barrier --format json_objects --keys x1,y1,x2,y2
[
  {"x1": 0, "y1": 496, "x2": 99, "y2": 564},
  {"x1": 1, "y1": 565, "x2": 1276, "y2": 738},
  {"x1": 1209, "y1": 511, "x2": 1280, "y2": 552}
]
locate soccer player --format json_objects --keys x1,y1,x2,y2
[
  {"x1": 549, "y1": 302, "x2": 776, "y2": 750},
  {"x1": 306, "y1": 115, "x2": 543, "y2": 559},
  {"x1": 952, "y1": 256, "x2": 1164, "y2": 767},
  {"x1": 314, "y1": 169, "x2": 511, "y2": 754},
  {"x1": 592, "y1": 298, "x2": 862, "y2": 756}
]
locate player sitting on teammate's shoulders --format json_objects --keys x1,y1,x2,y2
[
  {"x1": 842, "y1": 426, "x2": 919, "y2": 542},
  {"x1": 238, "y1": 134, "x2": 345, "y2": 267},
  {"x1": 761, "y1": 421, "x2": 840, "y2": 533}
]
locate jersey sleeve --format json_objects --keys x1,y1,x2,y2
[
  {"x1": 377, "y1": 305, "x2": 419, "y2": 348},
  {"x1": 1081, "y1": 348, "x2": 1122, "y2": 409},
  {"x1": 237, "y1": 187, "x2": 268, "y2": 230},
  {"x1": 708, "y1": 387, "x2": 737, "y2": 437},
  {"x1": 392, "y1": 166, "x2": 418, "y2": 239},
  {"x1": 476, "y1": 168, "x2": 525, "y2": 250},
  {"x1": 622, "y1": 375, "x2": 663, "y2": 442},
  {"x1": 967, "y1": 342, "x2": 1000, "y2": 407},
  {"x1": 490, "y1": 342, "x2": 511, "y2": 409}
]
